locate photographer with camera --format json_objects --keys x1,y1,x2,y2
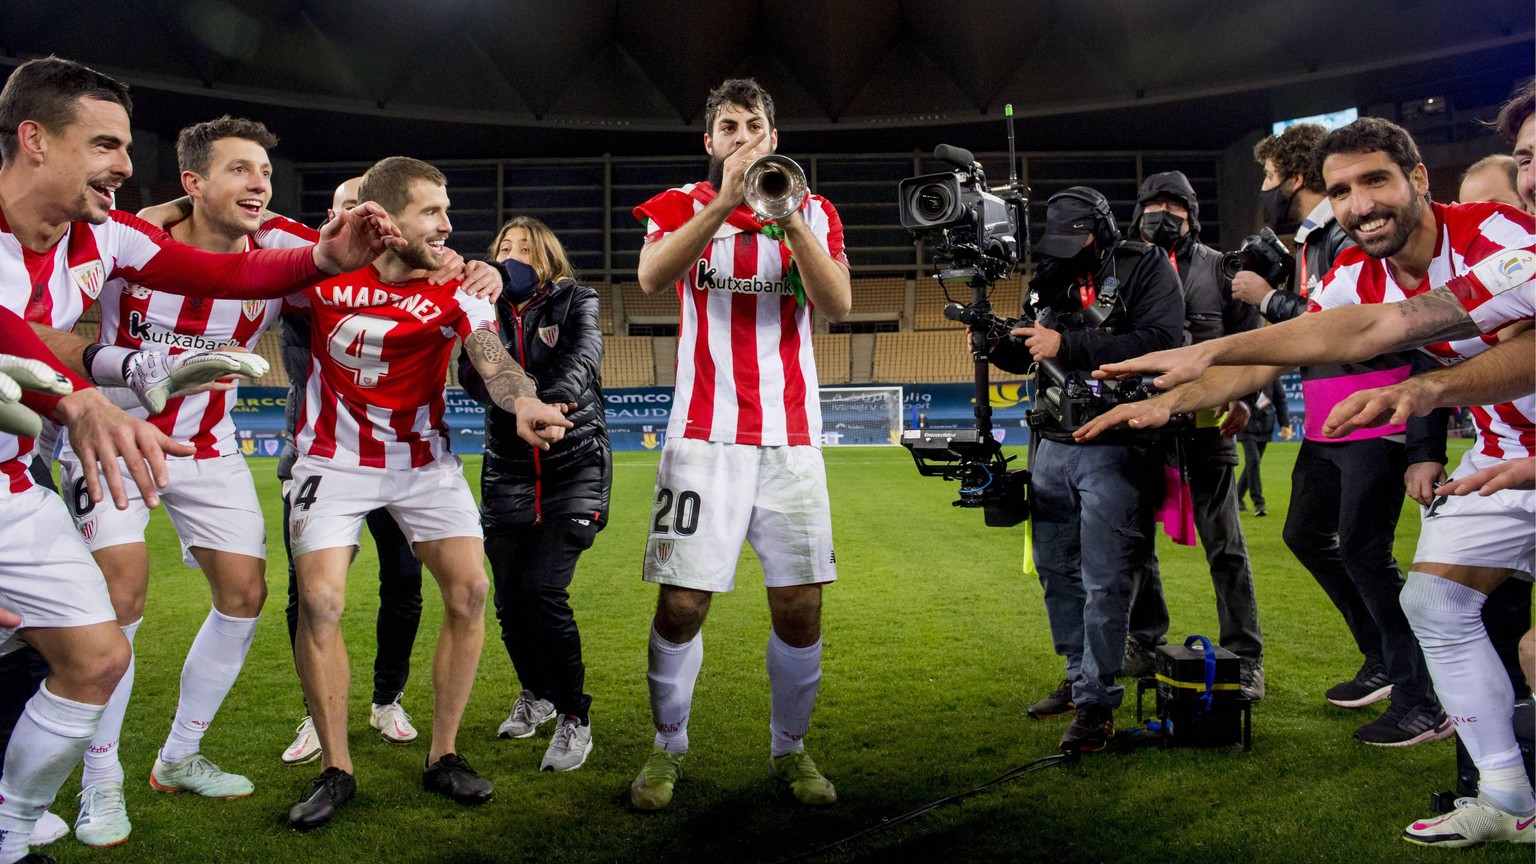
[
  {"x1": 1120, "y1": 172, "x2": 1266, "y2": 700},
  {"x1": 987, "y1": 187, "x2": 1183, "y2": 752}
]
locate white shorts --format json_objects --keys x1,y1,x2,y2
[
  {"x1": 0, "y1": 486, "x2": 115, "y2": 656},
  {"x1": 58, "y1": 453, "x2": 266, "y2": 567},
  {"x1": 642, "y1": 438, "x2": 837, "y2": 593},
  {"x1": 1413, "y1": 451, "x2": 1535, "y2": 580},
  {"x1": 287, "y1": 454, "x2": 482, "y2": 558}
]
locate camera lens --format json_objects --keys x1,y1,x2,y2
[{"x1": 913, "y1": 183, "x2": 954, "y2": 223}]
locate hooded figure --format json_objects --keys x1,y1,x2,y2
[{"x1": 1131, "y1": 170, "x2": 1202, "y2": 249}]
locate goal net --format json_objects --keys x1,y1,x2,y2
[{"x1": 818, "y1": 386, "x2": 904, "y2": 446}]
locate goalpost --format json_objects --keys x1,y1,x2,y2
[{"x1": 818, "y1": 386, "x2": 904, "y2": 446}]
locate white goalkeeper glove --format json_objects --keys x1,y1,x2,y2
[
  {"x1": 0, "y1": 354, "x2": 74, "y2": 438},
  {"x1": 89, "y1": 346, "x2": 270, "y2": 414}
]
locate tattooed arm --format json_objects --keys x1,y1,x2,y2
[
  {"x1": 462, "y1": 329, "x2": 573, "y2": 450},
  {"x1": 1097, "y1": 288, "x2": 1482, "y2": 390}
]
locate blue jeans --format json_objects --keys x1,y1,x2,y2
[{"x1": 1030, "y1": 438, "x2": 1158, "y2": 709}]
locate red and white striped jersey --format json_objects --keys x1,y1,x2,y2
[
  {"x1": 295, "y1": 266, "x2": 496, "y2": 469},
  {"x1": 0, "y1": 206, "x2": 322, "y2": 494},
  {"x1": 1315, "y1": 201, "x2": 1535, "y2": 462},
  {"x1": 84, "y1": 216, "x2": 319, "y2": 459},
  {"x1": 634, "y1": 182, "x2": 848, "y2": 446}
]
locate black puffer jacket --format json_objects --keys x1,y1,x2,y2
[{"x1": 458, "y1": 279, "x2": 610, "y2": 532}]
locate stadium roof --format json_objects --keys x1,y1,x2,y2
[{"x1": 3, "y1": 0, "x2": 1531, "y2": 159}]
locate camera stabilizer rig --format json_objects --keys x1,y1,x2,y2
[{"x1": 897, "y1": 106, "x2": 1030, "y2": 528}]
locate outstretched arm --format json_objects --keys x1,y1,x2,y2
[
  {"x1": 462, "y1": 330, "x2": 574, "y2": 450},
  {"x1": 1323, "y1": 329, "x2": 1536, "y2": 437},
  {"x1": 1073, "y1": 364, "x2": 1288, "y2": 442}
]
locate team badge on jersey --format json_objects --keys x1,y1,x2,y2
[
  {"x1": 537, "y1": 325, "x2": 559, "y2": 347},
  {"x1": 79, "y1": 518, "x2": 97, "y2": 541},
  {"x1": 242, "y1": 299, "x2": 266, "y2": 322},
  {"x1": 69, "y1": 260, "x2": 106, "y2": 300}
]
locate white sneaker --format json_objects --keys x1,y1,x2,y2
[
  {"x1": 31, "y1": 809, "x2": 69, "y2": 846},
  {"x1": 540, "y1": 716, "x2": 593, "y2": 772},
  {"x1": 282, "y1": 715, "x2": 322, "y2": 765},
  {"x1": 74, "y1": 782, "x2": 131, "y2": 847},
  {"x1": 1403, "y1": 796, "x2": 1536, "y2": 848},
  {"x1": 498, "y1": 690, "x2": 555, "y2": 739},
  {"x1": 370, "y1": 700, "x2": 419, "y2": 744},
  {"x1": 149, "y1": 750, "x2": 254, "y2": 798}
]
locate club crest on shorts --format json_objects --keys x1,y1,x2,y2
[
  {"x1": 655, "y1": 540, "x2": 673, "y2": 564},
  {"x1": 537, "y1": 325, "x2": 559, "y2": 347},
  {"x1": 79, "y1": 518, "x2": 97, "y2": 541},
  {"x1": 242, "y1": 299, "x2": 265, "y2": 322},
  {"x1": 291, "y1": 517, "x2": 307, "y2": 540},
  {"x1": 69, "y1": 260, "x2": 106, "y2": 300}
]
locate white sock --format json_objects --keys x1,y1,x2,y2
[
  {"x1": 767, "y1": 631, "x2": 822, "y2": 758},
  {"x1": 1401, "y1": 572, "x2": 1535, "y2": 816},
  {"x1": 0, "y1": 681, "x2": 107, "y2": 863},
  {"x1": 160, "y1": 608, "x2": 258, "y2": 763},
  {"x1": 81, "y1": 617, "x2": 141, "y2": 789},
  {"x1": 647, "y1": 626, "x2": 702, "y2": 754}
]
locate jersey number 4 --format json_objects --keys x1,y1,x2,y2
[{"x1": 328, "y1": 313, "x2": 398, "y2": 388}]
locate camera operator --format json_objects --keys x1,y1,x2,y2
[
  {"x1": 988, "y1": 186, "x2": 1183, "y2": 752},
  {"x1": 1120, "y1": 172, "x2": 1266, "y2": 700},
  {"x1": 1233, "y1": 125, "x2": 1440, "y2": 735}
]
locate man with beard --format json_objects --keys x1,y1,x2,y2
[
  {"x1": 1081, "y1": 114, "x2": 1535, "y2": 847},
  {"x1": 284, "y1": 157, "x2": 572, "y2": 829},
  {"x1": 1230, "y1": 123, "x2": 1440, "y2": 731},
  {"x1": 987, "y1": 187, "x2": 1184, "y2": 752},
  {"x1": 1120, "y1": 171, "x2": 1265, "y2": 699},
  {"x1": 628, "y1": 78, "x2": 851, "y2": 810},
  {"x1": 277, "y1": 175, "x2": 428, "y2": 768},
  {"x1": 0, "y1": 57, "x2": 400, "y2": 863}
]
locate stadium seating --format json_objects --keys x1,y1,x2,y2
[
  {"x1": 620, "y1": 280, "x2": 680, "y2": 321},
  {"x1": 811, "y1": 333, "x2": 851, "y2": 384},
  {"x1": 601, "y1": 335, "x2": 657, "y2": 387},
  {"x1": 872, "y1": 331, "x2": 1027, "y2": 384},
  {"x1": 849, "y1": 276, "x2": 905, "y2": 320}
]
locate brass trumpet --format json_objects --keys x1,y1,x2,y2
[{"x1": 743, "y1": 154, "x2": 807, "y2": 222}]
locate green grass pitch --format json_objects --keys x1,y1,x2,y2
[{"x1": 34, "y1": 441, "x2": 1531, "y2": 863}]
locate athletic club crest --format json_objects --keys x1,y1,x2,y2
[
  {"x1": 79, "y1": 519, "x2": 97, "y2": 541},
  {"x1": 537, "y1": 325, "x2": 559, "y2": 347},
  {"x1": 68, "y1": 260, "x2": 106, "y2": 300},
  {"x1": 242, "y1": 299, "x2": 265, "y2": 322},
  {"x1": 291, "y1": 517, "x2": 307, "y2": 540},
  {"x1": 655, "y1": 541, "x2": 673, "y2": 564}
]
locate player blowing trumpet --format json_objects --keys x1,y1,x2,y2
[{"x1": 628, "y1": 77, "x2": 852, "y2": 810}]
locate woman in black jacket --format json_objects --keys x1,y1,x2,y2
[{"x1": 458, "y1": 216, "x2": 610, "y2": 773}]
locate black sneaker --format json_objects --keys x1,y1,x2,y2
[
  {"x1": 1120, "y1": 642, "x2": 1158, "y2": 679},
  {"x1": 423, "y1": 753, "x2": 493, "y2": 804},
  {"x1": 1027, "y1": 679, "x2": 1075, "y2": 719},
  {"x1": 1060, "y1": 703, "x2": 1113, "y2": 752},
  {"x1": 1326, "y1": 663, "x2": 1393, "y2": 708},
  {"x1": 16, "y1": 854, "x2": 59, "y2": 863},
  {"x1": 1240, "y1": 659, "x2": 1266, "y2": 701},
  {"x1": 288, "y1": 766, "x2": 355, "y2": 830},
  {"x1": 1354, "y1": 701, "x2": 1455, "y2": 746}
]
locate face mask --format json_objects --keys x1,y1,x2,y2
[
  {"x1": 1139, "y1": 211, "x2": 1185, "y2": 248},
  {"x1": 1259, "y1": 181, "x2": 1298, "y2": 232},
  {"x1": 499, "y1": 257, "x2": 540, "y2": 303}
]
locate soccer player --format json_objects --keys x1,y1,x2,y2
[
  {"x1": 277, "y1": 176, "x2": 428, "y2": 768},
  {"x1": 627, "y1": 78, "x2": 851, "y2": 810},
  {"x1": 1082, "y1": 113, "x2": 1535, "y2": 848},
  {"x1": 285, "y1": 157, "x2": 571, "y2": 830},
  {"x1": 44, "y1": 116, "x2": 325, "y2": 847},
  {"x1": 1460, "y1": 155, "x2": 1527, "y2": 213},
  {"x1": 0, "y1": 56, "x2": 398, "y2": 863}
]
